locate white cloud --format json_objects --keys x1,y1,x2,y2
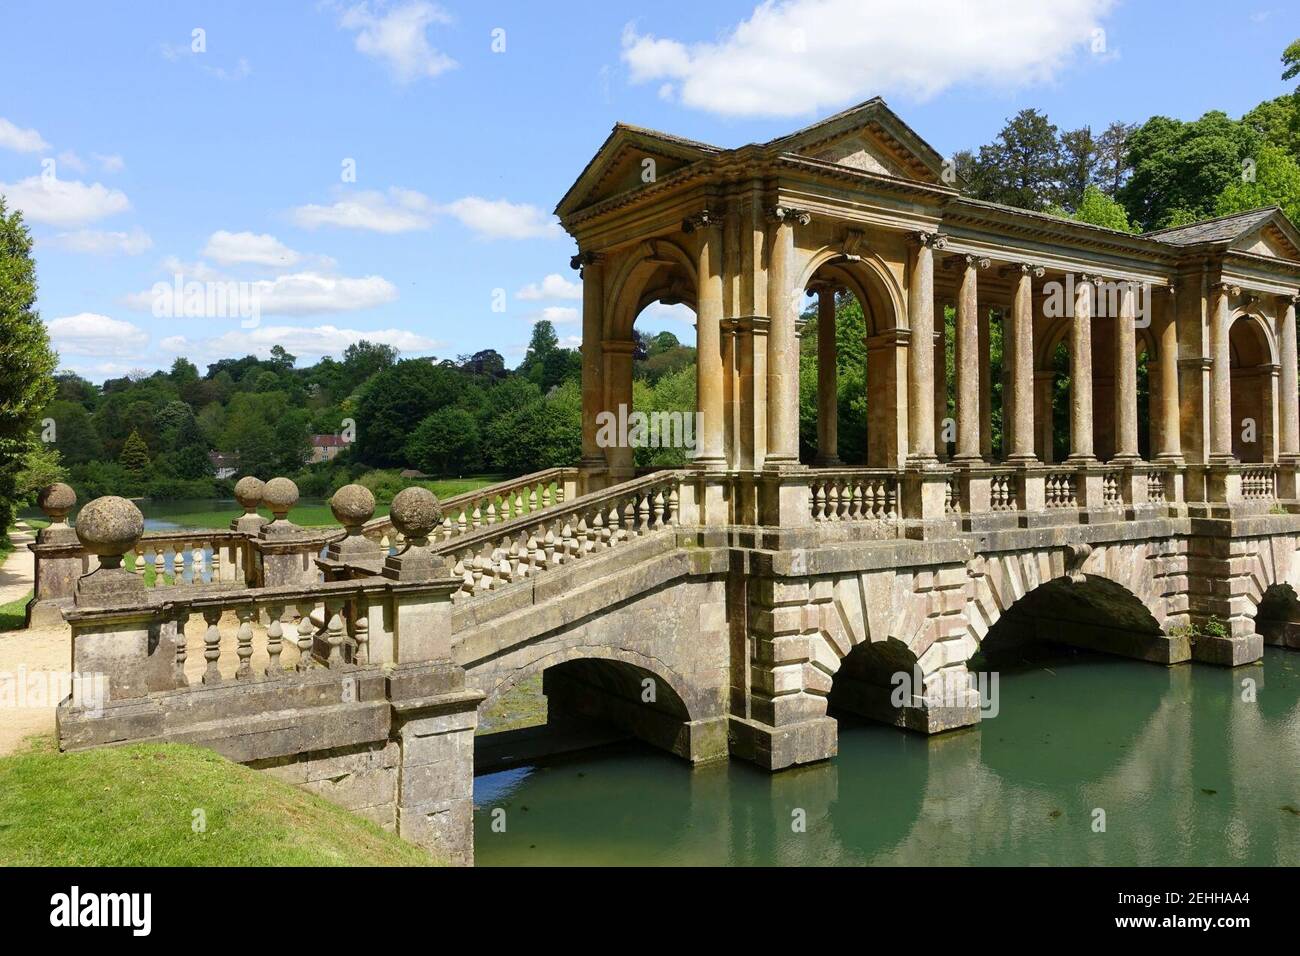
[
  {"x1": 56, "y1": 150, "x2": 87, "y2": 174},
  {"x1": 442, "y1": 196, "x2": 562, "y2": 240},
  {"x1": 46, "y1": 228, "x2": 152, "y2": 256},
  {"x1": 93, "y1": 153, "x2": 125, "y2": 174},
  {"x1": 47, "y1": 313, "x2": 149, "y2": 357},
  {"x1": 517, "y1": 273, "x2": 582, "y2": 301},
  {"x1": 123, "y1": 270, "x2": 399, "y2": 316},
  {"x1": 622, "y1": 0, "x2": 1116, "y2": 117},
  {"x1": 202, "y1": 230, "x2": 301, "y2": 268},
  {"x1": 639, "y1": 301, "x2": 695, "y2": 325},
  {"x1": 339, "y1": 1, "x2": 457, "y2": 82},
  {"x1": 0, "y1": 175, "x2": 130, "y2": 226},
  {"x1": 0, "y1": 117, "x2": 49, "y2": 153},
  {"x1": 292, "y1": 187, "x2": 436, "y2": 233},
  {"x1": 525, "y1": 306, "x2": 580, "y2": 324},
  {"x1": 162, "y1": 324, "x2": 438, "y2": 361},
  {"x1": 293, "y1": 189, "x2": 560, "y2": 240}
]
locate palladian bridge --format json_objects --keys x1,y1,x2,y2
[{"x1": 30, "y1": 99, "x2": 1300, "y2": 865}]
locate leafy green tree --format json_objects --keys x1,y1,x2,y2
[
  {"x1": 406, "y1": 407, "x2": 481, "y2": 475},
  {"x1": 354, "y1": 359, "x2": 466, "y2": 466},
  {"x1": 1214, "y1": 142, "x2": 1300, "y2": 223},
  {"x1": 1243, "y1": 96, "x2": 1300, "y2": 159},
  {"x1": 15, "y1": 443, "x2": 66, "y2": 502},
  {"x1": 1057, "y1": 126, "x2": 1098, "y2": 211},
  {"x1": 1119, "y1": 112, "x2": 1260, "y2": 229},
  {"x1": 1050, "y1": 184, "x2": 1135, "y2": 232},
  {"x1": 44, "y1": 400, "x2": 101, "y2": 465},
  {"x1": 960, "y1": 109, "x2": 1062, "y2": 210},
  {"x1": 118, "y1": 429, "x2": 151, "y2": 475},
  {"x1": 0, "y1": 199, "x2": 58, "y2": 533}
]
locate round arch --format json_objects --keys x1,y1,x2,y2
[
  {"x1": 1229, "y1": 311, "x2": 1277, "y2": 462},
  {"x1": 604, "y1": 237, "x2": 698, "y2": 342},
  {"x1": 795, "y1": 246, "x2": 905, "y2": 336}
]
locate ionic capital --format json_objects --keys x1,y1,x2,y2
[
  {"x1": 1003, "y1": 262, "x2": 1044, "y2": 279},
  {"x1": 681, "y1": 208, "x2": 723, "y2": 233},
  {"x1": 766, "y1": 205, "x2": 812, "y2": 225},
  {"x1": 912, "y1": 230, "x2": 948, "y2": 250},
  {"x1": 569, "y1": 250, "x2": 603, "y2": 271},
  {"x1": 963, "y1": 254, "x2": 991, "y2": 270}
]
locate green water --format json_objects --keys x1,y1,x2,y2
[{"x1": 473, "y1": 648, "x2": 1300, "y2": 866}]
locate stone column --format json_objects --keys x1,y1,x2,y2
[
  {"x1": 765, "y1": 206, "x2": 805, "y2": 466},
  {"x1": 1007, "y1": 264, "x2": 1040, "y2": 462},
  {"x1": 814, "y1": 287, "x2": 839, "y2": 465},
  {"x1": 1113, "y1": 280, "x2": 1140, "y2": 461},
  {"x1": 688, "y1": 210, "x2": 726, "y2": 469},
  {"x1": 602, "y1": 338, "x2": 636, "y2": 479},
  {"x1": 979, "y1": 307, "x2": 993, "y2": 458},
  {"x1": 576, "y1": 252, "x2": 605, "y2": 476},
  {"x1": 906, "y1": 232, "x2": 943, "y2": 465},
  {"x1": 934, "y1": 296, "x2": 949, "y2": 460},
  {"x1": 1155, "y1": 289, "x2": 1183, "y2": 461},
  {"x1": 1279, "y1": 294, "x2": 1299, "y2": 460},
  {"x1": 1067, "y1": 276, "x2": 1096, "y2": 461},
  {"x1": 1210, "y1": 283, "x2": 1234, "y2": 461},
  {"x1": 953, "y1": 255, "x2": 984, "y2": 462}
]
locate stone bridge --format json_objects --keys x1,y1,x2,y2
[
  {"x1": 36, "y1": 464, "x2": 1300, "y2": 866},
  {"x1": 34, "y1": 97, "x2": 1300, "y2": 865}
]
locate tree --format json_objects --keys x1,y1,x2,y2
[
  {"x1": 268, "y1": 344, "x2": 296, "y2": 370},
  {"x1": 406, "y1": 408, "x2": 481, "y2": 475},
  {"x1": 0, "y1": 198, "x2": 58, "y2": 534},
  {"x1": 1063, "y1": 184, "x2": 1136, "y2": 232},
  {"x1": 1283, "y1": 38, "x2": 1300, "y2": 88},
  {"x1": 1057, "y1": 126, "x2": 1098, "y2": 212},
  {"x1": 1243, "y1": 96, "x2": 1300, "y2": 160},
  {"x1": 1094, "y1": 121, "x2": 1138, "y2": 196},
  {"x1": 1214, "y1": 143, "x2": 1300, "y2": 224},
  {"x1": 354, "y1": 359, "x2": 466, "y2": 466},
  {"x1": 962, "y1": 109, "x2": 1062, "y2": 210},
  {"x1": 118, "y1": 429, "x2": 151, "y2": 475},
  {"x1": 1118, "y1": 112, "x2": 1260, "y2": 229},
  {"x1": 15, "y1": 443, "x2": 66, "y2": 501}
]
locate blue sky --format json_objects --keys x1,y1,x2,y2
[{"x1": 0, "y1": 0, "x2": 1293, "y2": 381}]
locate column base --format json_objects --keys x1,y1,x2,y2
[
  {"x1": 727, "y1": 715, "x2": 837, "y2": 771},
  {"x1": 1191, "y1": 631, "x2": 1264, "y2": 667}
]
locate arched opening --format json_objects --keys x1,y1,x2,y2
[
  {"x1": 1228, "y1": 315, "x2": 1273, "y2": 463},
  {"x1": 474, "y1": 656, "x2": 698, "y2": 773},
  {"x1": 977, "y1": 573, "x2": 1168, "y2": 663},
  {"x1": 601, "y1": 240, "x2": 700, "y2": 478},
  {"x1": 1256, "y1": 582, "x2": 1300, "y2": 649},
  {"x1": 797, "y1": 257, "x2": 904, "y2": 468}
]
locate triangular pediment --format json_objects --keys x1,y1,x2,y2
[
  {"x1": 1236, "y1": 219, "x2": 1300, "y2": 261},
  {"x1": 555, "y1": 125, "x2": 718, "y2": 219},
  {"x1": 767, "y1": 97, "x2": 947, "y2": 185}
]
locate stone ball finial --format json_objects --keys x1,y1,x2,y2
[
  {"x1": 233, "y1": 476, "x2": 265, "y2": 513},
  {"x1": 37, "y1": 482, "x2": 76, "y2": 523},
  {"x1": 75, "y1": 496, "x2": 144, "y2": 568},
  {"x1": 389, "y1": 486, "x2": 443, "y2": 545},
  {"x1": 330, "y1": 484, "x2": 376, "y2": 530},
  {"x1": 263, "y1": 477, "x2": 299, "y2": 519}
]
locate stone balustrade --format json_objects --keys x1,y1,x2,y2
[{"x1": 809, "y1": 470, "x2": 899, "y2": 523}]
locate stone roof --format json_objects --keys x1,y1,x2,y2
[{"x1": 1141, "y1": 207, "x2": 1279, "y2": 245}]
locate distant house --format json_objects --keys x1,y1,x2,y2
[
  {"x1": 209, "y1": 451, "x2": 239, "y2": 479},
  {"x1": 310, "y1": 434, "x2": 347, "y2": 463}
]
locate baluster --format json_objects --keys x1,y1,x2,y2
[
  {"x1": 621, "y1": 500, "x2": 635, "y2": 538},
  {"x1": 323, "y1": 600, "x2": 346, "y2": 666},
  {"x1": 486, "y1": 499, "x2": 498, "y2": 526},
  {"x1": 132, "y1": 542, "x2": 145, "y2": 577},
  {"x1": 295, "y1": 601, "x2": 315, "y2": 671},
  {"x1": 202, "y1": 608, "x2": 222, "y2": 684},
  {"x1": 850, "y1": 482, "x2": 864, "y2": 520},
  {"x1": 576, "y1": 515, "x2": 590, "y2": 553},
  {"x1": 637, "y1": 492, "x2": 651, "y2": 531},
  {"x1": 668, "y1": 485, "x2": 680, "y2": 524},
  {"x1": 353, "y1": 599, "x2": 369, "y2": 666},
  {"x1": 265, "y1": 603, "x2": 284, "y2": 676},
  {"x1": 529, "y1": 487, "x2": 540, "y2": 514},
  {"x1": 556, "y1": 480, "x2": 566, "y2": 504},
  {"x1": 173, "y1": 611, "x2": 189, "y2": 686},
  {"x1": 470, "y1": 503, "x2": 482, "y2": 529},
  {"x1": 527, "y1": 534, "x2": 542, "y2": 573},
  {"x1": 210, "y1": 544, "x2": 222, "y2": 582},
  {"x1": 590, "y1": 509, "x2": 606, "y2": 550},
  {"x1": 652, "y1": 490, "x2": 666, "y2": 528},
  {"x1": 606, "y1": 503, "x2": 621, "y2": 545},
  {"x1": 812, "y1": 483, "x2": 825, "y2": 521},
  {"x1": 235, "y1": 604, "x2": 254, "y2": 680},
  {"x1": 457, "y1": 510, "x2": 468, "y2": 536},
  {"x1": 542, "y1": 485, "x2": 554, "y2": 509},
  {"x1": 514, "y1": 490, "x2": 526, "y2": 517}
]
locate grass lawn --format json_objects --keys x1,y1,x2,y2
[
  {"x1": 0, "y1": 739, "x2": 437, "y2": 866},
  {"x1": 0, "y1": 590, "x2": 31, "y2": 632}
]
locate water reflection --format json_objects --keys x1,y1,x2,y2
[{"x1": 474, "y1": 648, "x2": 1300, "y2": 866}]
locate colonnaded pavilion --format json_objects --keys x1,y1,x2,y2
[{"x1": 560, "y1": 97, "x2": 1300, "y2": 520}]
